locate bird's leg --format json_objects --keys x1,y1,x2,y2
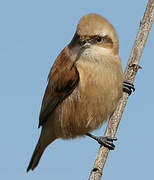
[
  {"x1": 86, "y1": 133, "x2": 117, "y2": 150},
  {"x1": 123, "y1": 80, "x2": 135, "y2": 95}
]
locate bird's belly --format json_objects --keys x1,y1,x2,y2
[{"x1": 56, "y1": 62, "x2": 122, "y2": 138}]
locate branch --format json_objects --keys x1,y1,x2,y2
[{"x1": 88, "y1": 0, "x2": 154, "y2": 179}]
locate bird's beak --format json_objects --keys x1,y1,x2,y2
[
  {"x1": 79, "y1": 38, "x2": 91, "y2": 48},
  {"x1": 82, "y1": 42, "x2": 91, "y2": 48}
]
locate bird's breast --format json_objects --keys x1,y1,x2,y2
[{"x1": 55, "y1": 57, "x2": 123, "y2": 138}]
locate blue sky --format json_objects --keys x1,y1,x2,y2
[{"x1": 0, "y1": 0, "x2": 154, "y2": 179}]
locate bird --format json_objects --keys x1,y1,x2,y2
[{"x1": 27, "y1": 13, "x2": 134, "y2": 172}]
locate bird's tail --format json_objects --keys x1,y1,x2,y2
[{"x1": 26, "y1": 136, "x2": 55, "y2": 172}]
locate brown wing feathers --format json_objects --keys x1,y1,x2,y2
[{"x1": 39, "y1": 48, "x2": 79, "y2": 127}]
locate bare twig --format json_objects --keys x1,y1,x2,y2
[{"x1": 88, "y1": 0, "x2": 154, "y2": 179}]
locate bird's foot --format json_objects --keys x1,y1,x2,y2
[
  {"x1": 123, "y1": 80, "x2": 135, "y2": 95},
  {"x1": 86, "y1": 133, "x2": 117, "y2": 150}
]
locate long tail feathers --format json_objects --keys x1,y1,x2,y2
[{"x1": 27, "y1": 140, "x2": 45, "y2": 172}]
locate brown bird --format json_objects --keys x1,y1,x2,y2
[{"x1": 27, "y1": 13, "x2": 134, "y2": 172}]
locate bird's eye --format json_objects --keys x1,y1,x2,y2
[{"x1": 95, "y1": 36, "x2": 102, "y2": 42}]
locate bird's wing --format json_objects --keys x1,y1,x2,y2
[{"x1": 38, "y1": 47, "x2": 79, "y2": 127}]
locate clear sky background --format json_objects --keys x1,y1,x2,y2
[{"x1": 0, "y1": 0, "x2": 154, "y2": 179}]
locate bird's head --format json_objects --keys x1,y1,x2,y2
[{"x1": 69, "y1": 13, "x2": 119, "y2": 59}]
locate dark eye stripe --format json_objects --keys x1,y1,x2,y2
[
  {"x1": 95, "y1": 36, "x2": 102, "y2": 42},
  {"x1": 93, "y1": 35, "x2": 113, "y2": 44},
  {"x1": 102, "y1": 35, "x2": 113, "y2": 44},
  {"x1": 93, "y1": 35, "x2": 102, "y2": 43}
]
